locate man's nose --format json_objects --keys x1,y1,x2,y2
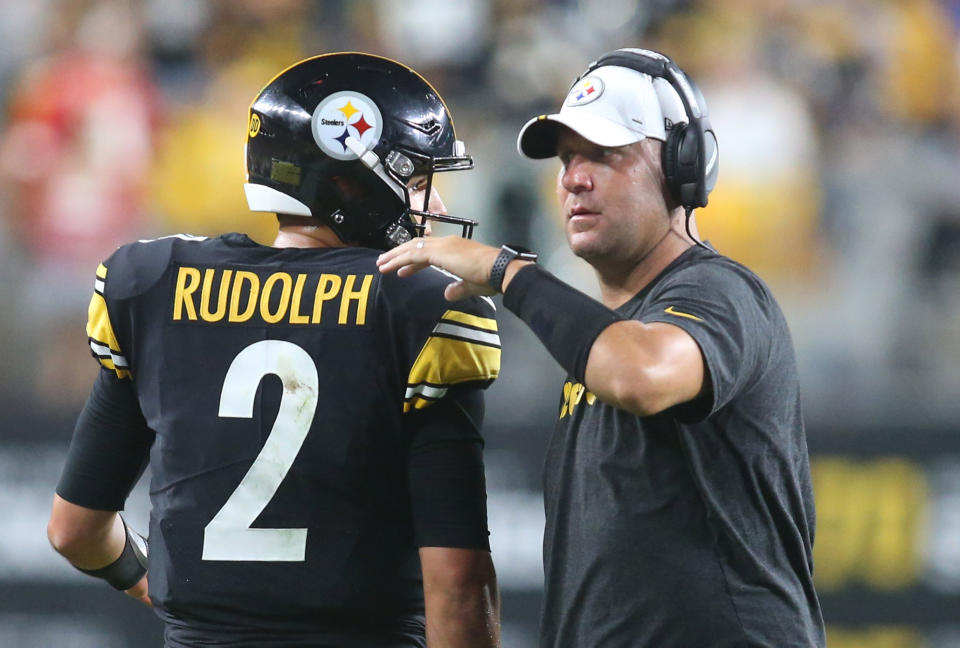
[
  {"x1": 560, "y1": 156, "x2": 593, "y2": 193},
  {"x1": 426, "y1": 186, "x2": 447, "y2": 215}
]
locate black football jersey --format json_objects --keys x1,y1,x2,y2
[{"x1": 84, "y1": 233, "x2": 500, "y2": 639}]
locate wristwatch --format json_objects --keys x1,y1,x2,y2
[{"x1": 489, "y1": 244, "x2": 538, "y2": 292}]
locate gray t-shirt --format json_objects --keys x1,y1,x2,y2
[{"x1": 541, "y1": 245, "x2": 825, "y2": 648}]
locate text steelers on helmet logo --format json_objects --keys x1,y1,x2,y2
[
  {"x1": 565, "y1": 76, "x2": 605, "y2": 107},
  {"x1": 311, "y1": 91, "x2": 384, "y2": 160}
]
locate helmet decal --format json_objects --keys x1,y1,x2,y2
[
  {"x1": 311, "y1": 91, "x2": 384, "y2": 161},
  {"x1": 565, "y1": 76, "x2": 604, "y2": 106}
]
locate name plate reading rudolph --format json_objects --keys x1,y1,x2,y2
[{"x1": 170, "y1": 265, "x2": 375, "y2": 328}]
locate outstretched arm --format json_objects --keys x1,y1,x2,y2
[
  {"x1": 377, "y1": 236, "x2": 705, "y2": 416},
  {"x1": 376, "y1": 236, "x2": 528, "y2": 302}
]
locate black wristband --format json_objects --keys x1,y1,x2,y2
[
  {"x1": 503, "y1": 265, "x2": 624, "y2": 382},
  {"x1": 489, "y1": 244, "x2": 537, "y2": 293},
  {"x1": 77, "y1": 516, "x2": 148, "y2": 591}
]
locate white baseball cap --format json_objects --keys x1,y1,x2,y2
[{"x1": 517, "y1": 64, "x2": 685, "y2": 159}]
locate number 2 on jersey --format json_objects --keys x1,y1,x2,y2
[{"x1": 202, "y1": 340, "x2": 318, "y2": 561}]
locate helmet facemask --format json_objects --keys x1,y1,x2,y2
[{"x1": 380, "y1": 144, "x2": 476, "y2": 246}]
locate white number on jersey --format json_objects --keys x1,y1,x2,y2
[{"x1": 202, "y1": 340, "x2": 318, "y2": 561}]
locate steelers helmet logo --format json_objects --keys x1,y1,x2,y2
[
  {"x1": 311, "y1": 91, "x2": 384, "y2": 160},
  {"x1": 565, "y1": 76, "x2": 604, "y2": 107}
]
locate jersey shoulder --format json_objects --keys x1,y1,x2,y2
[
  {"x1": 88, "y1": 234, "x2": 210, "y2": 379},
  {"x1": 378, "y1": 264, "x2": 496, "y2": 323},
  {"x1": 653, "y1": 248, "x2": 776, "y2": 309},
  {"x1": 101, "y1": 233, "x2": 211, "y2": 301},
  {"x1": 378, "y1": 266, "x2": 500, "y2": 413}
]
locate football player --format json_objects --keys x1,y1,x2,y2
[{"x1": 48, "y1": 53, "x2": 501, "y2": 648}]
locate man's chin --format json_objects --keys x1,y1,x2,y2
[{"x1": 567, "y1": 232, "x2": 604, "y2": 260}]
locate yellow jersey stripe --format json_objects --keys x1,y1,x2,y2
[
  {"x1": 408, "y1": 336, "x2": 500, "y2": 385},
  {"x1": 404, "y1": 336, "x2": 500, "y2": 412},
  {"x1": 404, "y1": 396, "x2": 441, "y2": 413},
  {"x1": 440, "y1": 310, "x2": 498, "y2": 333},
  {"x1": 87, "y1": 291, "x2": 131, "y2": 379},
  {"x1": 433, "y1": 323, "x2": 500, "y2": 347}
]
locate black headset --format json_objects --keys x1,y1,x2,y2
[{"x1": 578, "y1": 48, "x2": 719, "y2": 211}]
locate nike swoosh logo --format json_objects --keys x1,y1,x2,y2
[{"x1": 664, "y1": 306, "x2": 703, "y2": 322}]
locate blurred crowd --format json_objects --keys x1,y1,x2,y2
[{"x1": 0, "y1": 0, "x2": 958, "y2": 427}]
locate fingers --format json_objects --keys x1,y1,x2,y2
[
  {"x1": 377, "y1": 236, "x2": 499, "y2": 299},
  {"x1": 397, "y1": 261, "x2": 432, "y2": 277},
  {"x1": 376, "y1": 237, "x2": 430, "y2": 274}
]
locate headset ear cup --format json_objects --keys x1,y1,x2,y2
[
  {"x1": 678, "y1": 126, "x2": 702, "y2": 207},
  {"x1": 586, "y1": 49, "x2": 717, "y2": 209},
  {"x1": 664, "y1": 125, "x2": 704, "y2": 209},
  {"x1": 662, "y1": 124, "x2": 685, "y2": 204}
]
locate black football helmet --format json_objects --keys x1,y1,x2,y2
[{"x1": 244, "y1": 52, "x2": 476, "y2": 249}]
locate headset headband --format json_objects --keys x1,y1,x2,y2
[{"x1": 578, "y1": 49, "x2": 717, "y2": 209}]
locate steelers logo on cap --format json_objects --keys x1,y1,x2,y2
[
  {"x1": 565, "y1": 76, "x2": 605, "y2": 107},
  {"x1": 311, "y1": 91, "x2": 384, "y2": 160}
]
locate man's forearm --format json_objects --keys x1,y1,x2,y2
[
  {"x1": 420, "y1": 547, "x2": 500, "y2": 647},
  {"x1": 425, "y1": 579, "x2": 500, "y2": 648},
  {"x1": 502, "y1": 264, "x2": 622, "y2": 383}
]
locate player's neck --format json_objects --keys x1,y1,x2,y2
[
  {"x1": 273, "y1": 218, "x2": 346, "y2": 249},
  {"x1": 594, "y1": 225, "x2": 694, "y2": 309}
]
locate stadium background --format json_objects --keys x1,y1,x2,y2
[{"x1": 1, "y1": 0, "x2": 959, "y2": 646}]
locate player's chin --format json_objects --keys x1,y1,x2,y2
[{"x1": 566, "y1": 230, "x2": 604, "y2": 259}]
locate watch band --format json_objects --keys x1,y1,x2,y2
[{"x1": 489, "y1": 245, "x2": 537, "y2": 293}]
